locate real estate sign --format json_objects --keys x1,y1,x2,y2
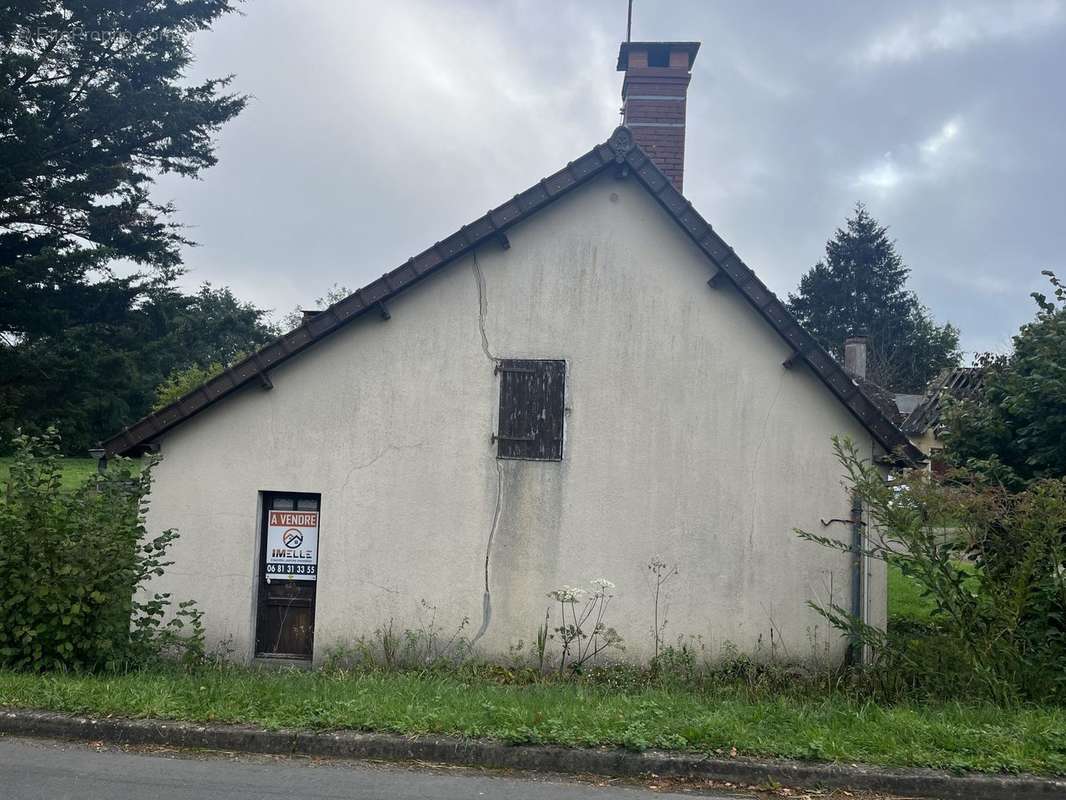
[{"x1": 265, "y1": 510, "x2": 319, "y2": 581}]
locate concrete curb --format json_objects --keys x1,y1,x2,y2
[{"x1": 2, "y1": 708, "x2": 1064, "y2": 799}]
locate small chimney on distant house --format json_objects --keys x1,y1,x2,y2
[
  {"x1": 844, "y1": 336, "x2": 868, "y2": 381},
  {"x1": 617, "y1": 41, "x2": 700, "y2": 191}
]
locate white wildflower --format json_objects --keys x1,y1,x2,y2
[
  {"x1": 547, "y1": 586, "x2": 588, "y2": 603},
  {"x1": 590, "y1": 578, "x2": 615, "y2": 592}
]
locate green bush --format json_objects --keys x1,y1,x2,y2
[
  {"x1": 0, "y1": 429, "x2": 202, "y2": 671},
  {"x1": 799, "y1": 437, "x2": 1066, "y2": 703},
  {"x1": 944, "y1": 270, "x2": 1066, "y2": 487}
]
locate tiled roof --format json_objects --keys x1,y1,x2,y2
[{"x1": 103, "y1": 127, "x2": 923, "y2": 464}]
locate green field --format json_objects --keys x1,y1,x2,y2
[
  {"x1": 0, "y1": 456, "x2": 100, "y2": 491},
  {"x1": 0, "y1": 667, "x2": 1062, "y2": 776}
]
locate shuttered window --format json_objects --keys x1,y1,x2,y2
[{"x1": 495, "y1": 359, "x2": 565, "y2": 461}]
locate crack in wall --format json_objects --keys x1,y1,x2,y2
[
  {"x1": 470, "y1": 249, "x2": 503, "y2": 648},
  {"x1": 472, "y1": 249, "x2": 497, "y2": 362},
  {"x1": 350, "y1": 575, "x2": 401, "y2": 596},
  {"x1": 483, "y1": 459, "x2": 504, "y2": 593},
  {"x1": 336, "y1": 441, "x2": 427, "y2": 493}
]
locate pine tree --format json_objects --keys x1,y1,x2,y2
[
  {"x1": 787, "y1": 204, "x2": 960, "y2": 393},
  {"x1": 0, "y1": 2, "x2": 246, "y2": 339},
  {"x1": 0, "y1": 1, "x2": 250, "y2": 451}
]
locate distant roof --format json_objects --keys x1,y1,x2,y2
[
  {"x1": 857, "y1": 378, "x2": 908, "y2": 426},
  {"x1": 894, "y1": 394, "x2": 924, "y2": 417},
  {"x1": 103, "y1": 127, "x2": 923, "y2": 464},
  {"x1": 903, "y1": 367, "x2": 986, "y2": 435},
  {"x1": 616, "y1": 41, "x2": 701, "y2": 70}
]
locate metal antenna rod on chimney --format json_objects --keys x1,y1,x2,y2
[{"x1": 626, "y1": 0, "x2": 633, "y2": 43}]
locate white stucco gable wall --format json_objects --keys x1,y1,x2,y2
[{"x1": 145, "y1": 172, "x2": 885, "y2": 664}]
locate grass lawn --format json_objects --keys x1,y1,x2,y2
[
  {"x1": 887, "y1": 563, "x2": 935, "y2": 624},
  {"x1": 0, "y1": 455, "x2": 99, "y2": 491},
  {"x1": 887, "y1": 561, "x2": 978, "y2": 625},
  {"x1": 0, "y1": 455, "x2": 142, "y2": 491},
  {"x1": 0, "y1": 667, "x2": 1063, "y2": 776}
]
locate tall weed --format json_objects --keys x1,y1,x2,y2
[{"x1": 798, "y1": 437, "x2": 1066, "y2": 703}]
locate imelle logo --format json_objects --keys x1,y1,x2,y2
[{"x1": 271, "y1": 528, "x2": 313, "y2": 560}]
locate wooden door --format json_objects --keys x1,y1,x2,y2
[{"x1": 254, "y1": 493, "x2": 319, "y2": 659}]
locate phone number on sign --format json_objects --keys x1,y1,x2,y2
[{"x1": 265, "y1": 564, "x2": 317, "y2": 575}]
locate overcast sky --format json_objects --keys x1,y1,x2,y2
[{"x1": 158, "y1": 0, "x2": 1066, "y2": 356}]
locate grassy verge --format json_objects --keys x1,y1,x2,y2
[{"x1": 1, "y1": 667, "x2": 1063, "y2": 776}]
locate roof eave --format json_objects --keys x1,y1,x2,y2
[
  {"x1": 104, "y1": 126, "x2": 922, "y2": 467},
  {"x1": 102, "y1": 141, "x2": 623, "y2": 457}
]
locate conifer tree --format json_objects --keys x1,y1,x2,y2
[
  {"x1": 787, "y1": 204, "x2": 960, "y2": 393},
  {"x1": 0, "y1": 1, "x2": 252, "y2": 450}
]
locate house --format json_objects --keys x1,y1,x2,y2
[
  {"x1": 903, "y1": 366, "x2": 985, "y2": 472},
  {"x1": 102, "y1": 40, "x2": 921, "y2": 665}
]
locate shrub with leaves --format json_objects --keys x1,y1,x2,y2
[
  {"x1": 798, "y1": 437, "x2": 1066, "y2": 703},
  {"x1": 0, "y1": 430, "x2": 203, "y2": 671},
  {"x1": 943, "y1": 270, "x2": 1066, "y2": 488}
]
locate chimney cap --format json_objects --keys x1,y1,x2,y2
[{"x1": 617, "y1": 41, "x2": 701, "y2": 71}]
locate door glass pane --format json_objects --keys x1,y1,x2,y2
[
  {"x1": 296, "y1": 497, "x2": 319, "y2": 511},
  {"x1": 272, "y1": 497, "x2": 295, "y2": 510}
]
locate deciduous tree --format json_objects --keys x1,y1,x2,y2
[
  {"x1": 0, "y1": 283, "x2": 275, "y2": 452},
  {"x1": 944, "y1": 271, "x2": 1066, "y2": 487}
]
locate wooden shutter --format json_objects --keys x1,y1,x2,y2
[{"x1": 495, "y1": 359, "x2": 565, "y2": 461}]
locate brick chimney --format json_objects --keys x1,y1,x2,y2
[{"x1": 617, "y1": 41, "x2": 700, "y2": 191}]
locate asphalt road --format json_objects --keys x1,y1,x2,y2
[{"x1": 0, "y1": 736, "x2": 750, "y2": 800}]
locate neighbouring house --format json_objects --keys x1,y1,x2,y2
[
  {"x1": 903, "y1": 366, "x2": 986, "y2": 472},
  {"x1": 102, "y1": 40, "x2": 922, "y2": 665}
]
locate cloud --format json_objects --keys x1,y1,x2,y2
[
  {"x1": 858, "y1": 0, "x2": 1063, "y2": 65},
  {"x1": 157, "y1": 1, "x2": 1065, "y2": 357},
  {"x1": 855, "y1": 155, "x2": 905, "y2": 193},
  {"x1": 919, "y1": 119, "x2": 961, "y2": 163},
  {"x1": 851, "y1": 117, "x2": 969, "y2": 196}
]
